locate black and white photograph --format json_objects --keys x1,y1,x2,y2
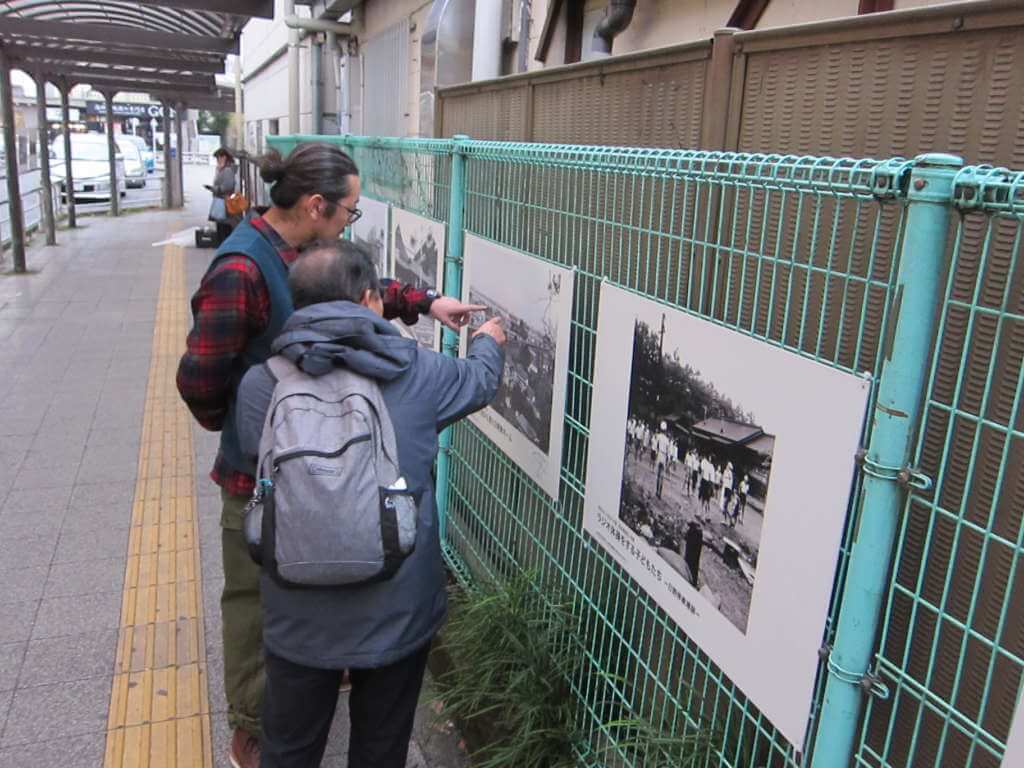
[
  {"x1": 391, "y1": 206, "x2": 445, "y2": 351},
  {"x1": 618, "y1": 317, "x2": 774, "y2": 634},
  {"x1": 461, "y1": 235, "x2": 574, "y2": 499},
  {"x1": 583, "y1": 283, "x2": 870, "y2": 750},
  {"x1": 350, "y1": 196, "x2": 390, "y2": 279}
]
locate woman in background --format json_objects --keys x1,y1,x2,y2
[{"x1": 207, "y1": 147, "x2": 239, "y2": 245}]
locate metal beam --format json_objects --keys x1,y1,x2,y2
[
  {"x1": 728, "y1": 0, "x2": 772, "y2": 30},
  {"x1": 535, "y1": 0, "x2": 565, "y2": 62},
  {"x1": 0, "y1": 45, "x2": 25, "y2": 271},
  {"x1": 132, "y1": 0, "x2": 275, "y2": 18},
  {"x1": 33, "y1": 71, "x2": 55, "y2": 245},
  {"x1": 5, "y1": 45, "x2": 225, "y2": 74},
  {"x1": 50, "y1": 68, "x2": 216, "y2": 91},
  {"x1": 0, "y1": 17, "x2": 239, "y2": 55}
]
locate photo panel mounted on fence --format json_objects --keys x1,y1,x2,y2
[
  {"x1": 391, "y1": 206, "x2": 445, "y2": 352},
  {"x1": 350, "y1": 196, "x2": 391, "y2": 281},
  {"x1": 583, "y1": 282, "x2": 871, "y2": 750},
  {"x1": 459, "y1": 235, "x2": 576, "y2": 501}
]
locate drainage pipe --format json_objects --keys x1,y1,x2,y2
[
  {"x1": 311, "y1": 37, "x2": 323, "y2": 135},
  {"x1": 592, "y1": 0, "x2": 637, "y2": 57},
  {"x1": 284, "y1": 0, "x2": 301, "y2": 133}
]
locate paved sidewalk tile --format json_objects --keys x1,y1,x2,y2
[
  {"x1": 19, "y1": 630, "x2": 118, "y2": 688},
  {"x1": 1, "y1": 676, "x2": 111, "y2": 747},
  {"x1": 0, "y1": 643, "x2": 25, "y2": 693},
  {"x1": 31, "y1": 592, "x2": 122, "y2": 640},
  {"x1": 44, "y1": 558, "x2": 126, "y2": 599},
  {"x1": 0, "y1": 731, "x2": 106, "y2": 768}
]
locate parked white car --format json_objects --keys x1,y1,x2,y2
[
  {"x1": 50, "y1": 133, "x2": 127, "y2": 202},
  {"x1": 115, "y1": 136, "x2": 148, "y2": 188}
]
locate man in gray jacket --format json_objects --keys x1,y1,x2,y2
[{"x1": 235, "y1": 239, "x2": 505, "y2": 767}]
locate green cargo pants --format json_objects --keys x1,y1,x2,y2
[{"x1": 220, "y1": 489, "x2": 263, "y2": 738}]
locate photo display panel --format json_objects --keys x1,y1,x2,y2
[
  {"x1": 390, "y1": 207, "x2": 445, "y2": 351},
  {"x1": 350, "y1": 196, "x2": 390, "y2": 280},
  {"x1": 460, "y1": 234, "x2": 575, "y2": 500},
  {"x1": 583, "y1": 282, "x2": 871, "y2": 749}
]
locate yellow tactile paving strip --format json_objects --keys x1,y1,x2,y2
[{"x1": 104, "y1": 246, "x2": 214, "y2": 767}]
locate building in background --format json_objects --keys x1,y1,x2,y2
[{"x1": 239, "y1": 0, "x2": 983, "y2": 144}]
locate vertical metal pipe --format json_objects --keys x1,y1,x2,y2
[
  {"x1": 33, "y1": 72, "x2": 55, "y2": 245},
  {"x1": 325, "y1": 30, "x2": 339, "y2": 134},
  {"x1": 435, "y1": 135, "x2": 469, "y2": 543},
  {"x1": 162, "y1": 102, "x2": 173, "y2": 209},
  {"x1": 311, "y1": 37, "x2": 323, "y2": 135},
  {"x1": 175, "y1": 102, "x2": 184, "y2": 208},
  {"x1": 1, "y1": 45, "x2": 27, "y2": 272},
  {"x1": 59, "y1": 78, "x2": 76, "y2": 228},
  {"x1": 285, "y1": 0, "x2": 300, "y2": 133},
  {"x1": 104, "y1": 91, "x2": 120, "y2": 217},
  {"x1": 472, "y1": 0, "x2": 503, "y2": 81},
  {"x1": 809, "y1": 153, "x2": 963, "y2": 768},
  {"x1": 234, "y1": 54, "x2": 244, "y2": 149}
]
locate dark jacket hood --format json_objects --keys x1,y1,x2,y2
[{"x1": 271, "y1": 300, "x2": 416, "y2": 381}]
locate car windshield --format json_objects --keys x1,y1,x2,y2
[
  {"x1": 117, "y1": 142, "x2": 142, "y2": 163},
  {"x1": 52, "y1": 140, "x2": 110, "y2": 162}
]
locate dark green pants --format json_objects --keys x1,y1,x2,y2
[{"x1": 221, "y1": 490, "x2": 263, "y2": 738}]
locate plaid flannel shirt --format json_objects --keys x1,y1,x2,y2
[{"x1": 176, "y1": 215, "x2": 433, "y2": 497}]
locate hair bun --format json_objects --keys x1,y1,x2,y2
[{"x1": 258, "y1": 149, "x2": 287, "y2": 184}]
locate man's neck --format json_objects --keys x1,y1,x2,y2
[{"x1": 261, "y1": 207, "x2": 307, "y2": 249}]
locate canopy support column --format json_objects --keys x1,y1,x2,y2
[
  {"x1": 103, "y1": 90, "x2": 120, "y2": 217},
  {"x1": 33, "y1": 72, "x2": 55, "y2": 245},
  {"x1": 58, "y1": 77, "x2": 75, "y2": 228},
  {"x1": 0, "y1": 44, "x2": 26, "y2": 272}
]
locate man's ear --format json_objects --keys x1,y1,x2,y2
[
  {"x1": 358, "y1": 288, "x2": 373, "y2": 307},
  {"x1": 307, "y1": 193, "x2": 325, "y2": 220}
]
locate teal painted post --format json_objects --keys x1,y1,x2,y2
[
  {"x1": 435, "y1": 135, "x2": 469, "y2": 543},
  {"x1": 810, "y1": 154, "x2": 963, "y2": 767}
]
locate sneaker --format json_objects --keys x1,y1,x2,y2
[{"x1": 228, "y1": 728, "x2": 261, "y2": 768}]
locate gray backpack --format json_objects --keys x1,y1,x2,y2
[{"x1": 243, "y1": 355, "x2": 418, "y2": 587}]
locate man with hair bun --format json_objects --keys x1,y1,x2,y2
[{"x1": 176, "y1": 143, "x2": 484, "y2": 768}]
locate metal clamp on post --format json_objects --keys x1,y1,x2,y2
[
  {"x1": 820, "y1": 645, "x2": 891, "y2": 700},
  {"x1": 870, "y1": 157, "x2": 914, "y2": 200},
  {"x1": 855, "y1": 449, "x2": 933, "y2": 491}
]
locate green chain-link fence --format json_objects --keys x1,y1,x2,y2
[{"x1": 268, "y1": 134, "x2": 1023, "y2": 768}]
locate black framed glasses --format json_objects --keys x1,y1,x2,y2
[{"x1": 342, "y1": 205, "x2": 362, "y2": 224}]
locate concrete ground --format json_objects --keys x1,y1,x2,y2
[{"x1": 0, "y1": 165, "x2": 470, "y2": 767}]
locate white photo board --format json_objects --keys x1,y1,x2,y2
[
  {"x1": 390, "y1": 207, "x2": 445, "y2": 352},
  {"x1": 461, "y1": 235, "x2": 575, "y2": 500},
  {"x1": 582, "y1": 282, "x2": 870, "y2": 749},
  {"x1": 350, "y1": 196, "x2": 390, "y2": 279},
  {"x1": 1005, "y1": 690, "x2": 1024, "y2": 766}
]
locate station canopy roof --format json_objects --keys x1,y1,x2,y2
[{"x1": 0, "y1": 1, "x2": 275, "y2": 110}]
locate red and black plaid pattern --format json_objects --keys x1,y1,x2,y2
[{"x1": 177, "y1": 216, "x2": 433, "y2": 497}]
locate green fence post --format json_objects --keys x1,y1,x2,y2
[
  {"x1": 810, "y1": 153, "x2": 963, "y2": 767},
  {"x1": 435, "y1": 135, "x2": 469, "y2": 543}
]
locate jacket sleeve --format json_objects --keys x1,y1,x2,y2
[
  {"x1": 235, "y1": 364, "x2": 276, "y2": 473},
  {"x1": 434, "y1": 335, "x2": 505, "y2": 432}
]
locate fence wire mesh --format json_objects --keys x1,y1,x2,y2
[{"x1": 268, "y1": 134, "x2": 1023, "y2": 768}]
